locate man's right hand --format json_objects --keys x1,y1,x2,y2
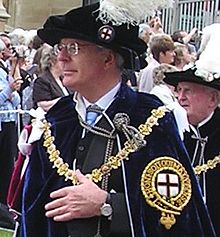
[{"x1": 44, "y1": 169, "x2": 108, "y2": 222}]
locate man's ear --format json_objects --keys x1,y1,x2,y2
[
  {"x1": 209, "y1": 90, "x2": 219, "y2": 107},
  {"x1": 103, "y1": 50, "x2": 116, "y2": 69}
]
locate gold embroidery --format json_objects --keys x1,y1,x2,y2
[{"x1": 141, "y1": 156, "x2": 192, "y2": 230}]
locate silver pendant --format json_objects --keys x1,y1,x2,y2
[{"x1": 94, "y1": 234, "x2": 102, "y2": 237}]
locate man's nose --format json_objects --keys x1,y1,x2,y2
[
  {"x1": 177, "y1": 91, "x2": 185, "y2": 102},
  {"x1": 57, "y1": 50, "x2": 70, "y2": 61}
]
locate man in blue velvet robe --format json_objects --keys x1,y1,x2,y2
[{"x1": 20, "y1": 3, "x2": 216, "y2": 237}]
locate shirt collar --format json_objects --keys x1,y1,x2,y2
[
  {"x1": 190, "y1": 111, "x2": 214, "y2": 136},
  {"x1": 74, "y1": 83, "x2": 121, "y2": 121},
  {"x1": 197, "y1": 112, "x2": 214, "y2": 128}
]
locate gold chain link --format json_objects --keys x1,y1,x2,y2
[
  {"x1": 42, "y1": 106, "x2": 168, "y2": 185},
  {"x1": 194, "y1": 153, "x2": 220, "y2": 175}
]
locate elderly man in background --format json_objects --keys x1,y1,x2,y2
[{"x1": 164, "y1": 23, "x2": 220, "y2": 235}]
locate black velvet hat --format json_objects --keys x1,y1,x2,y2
[
  {"x1": 164, "y1": 66, "x2": 220, "y2": 91},
  {"x1": 37, "y1": 3, "x2": 147, "y2": 70}
]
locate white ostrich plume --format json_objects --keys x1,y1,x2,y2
[
  {"x1": 196, "y1": 23, "x2": 220, "y2": 78},
  {"x1": 97, "y1": 0, "x2": 173, "y2": 26}
]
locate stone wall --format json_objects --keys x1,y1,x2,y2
[{"x1": 4, "y1": 0, "x2": 82, "y2": 31}]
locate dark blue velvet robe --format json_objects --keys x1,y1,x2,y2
[
  {"x1": 184, "y1": 107, "x2": 220, "y2": 236},
  {"x1": 21, "y1": 83, "x2": 216, "y2": 237}
]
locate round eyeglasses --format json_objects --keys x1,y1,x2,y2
[{"x1": 54, "y1": 42, "x2": 95, "y2": 56}]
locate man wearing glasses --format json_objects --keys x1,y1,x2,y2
[{"x1": 19, "y1": 3, "x2": 216, "y2": 237}]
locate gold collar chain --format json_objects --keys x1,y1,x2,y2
[
  {"x1": 42, "y1": 106, "x2": 169, "y2": 185},
  {"x1": 194, "y1": 153, "x2": 220, "y2": 175}
]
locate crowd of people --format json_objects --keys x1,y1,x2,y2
[
  {"x1": 0, "y1": 1, "x2": 220, "y2": 237},
  {"x1": 0, "y1": 28, "x2": 71, "y2": 206}
]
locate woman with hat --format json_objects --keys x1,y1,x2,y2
[{"x1": 19, "y1": 2, "x2": 216, "y2": 237}]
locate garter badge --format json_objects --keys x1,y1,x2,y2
[
  {"x1": 98, "y1": 25, "x2": 115, "y2": 43},
  {"x1": 141, "y1": 156, "x2": 192, "y2": 230}
]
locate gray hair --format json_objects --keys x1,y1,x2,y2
[
  {"x1": 153, "y1": 63, "x2": 178, "y2": 85},
  {"x1": 40, "y1": 45, "x2": 57, "y2": 71},
  {"x1": 96, "y1": 45, "x2": 124, "y2": 70},
  {"x1": 139, "y1": 23, "x2": 151, "y2": 39},
  {"x1": 217, "y1": 91, "x2": 220, "y2": 105},
  {"x1": 204, "y1": 86, "x2": 220, "y2": 106},
  {"x1": 0, "y1": 38, "x2": 5, "y2": 52},
  {"x1": 115, "y1": 53, "x2": 124, "y2": 69}
]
